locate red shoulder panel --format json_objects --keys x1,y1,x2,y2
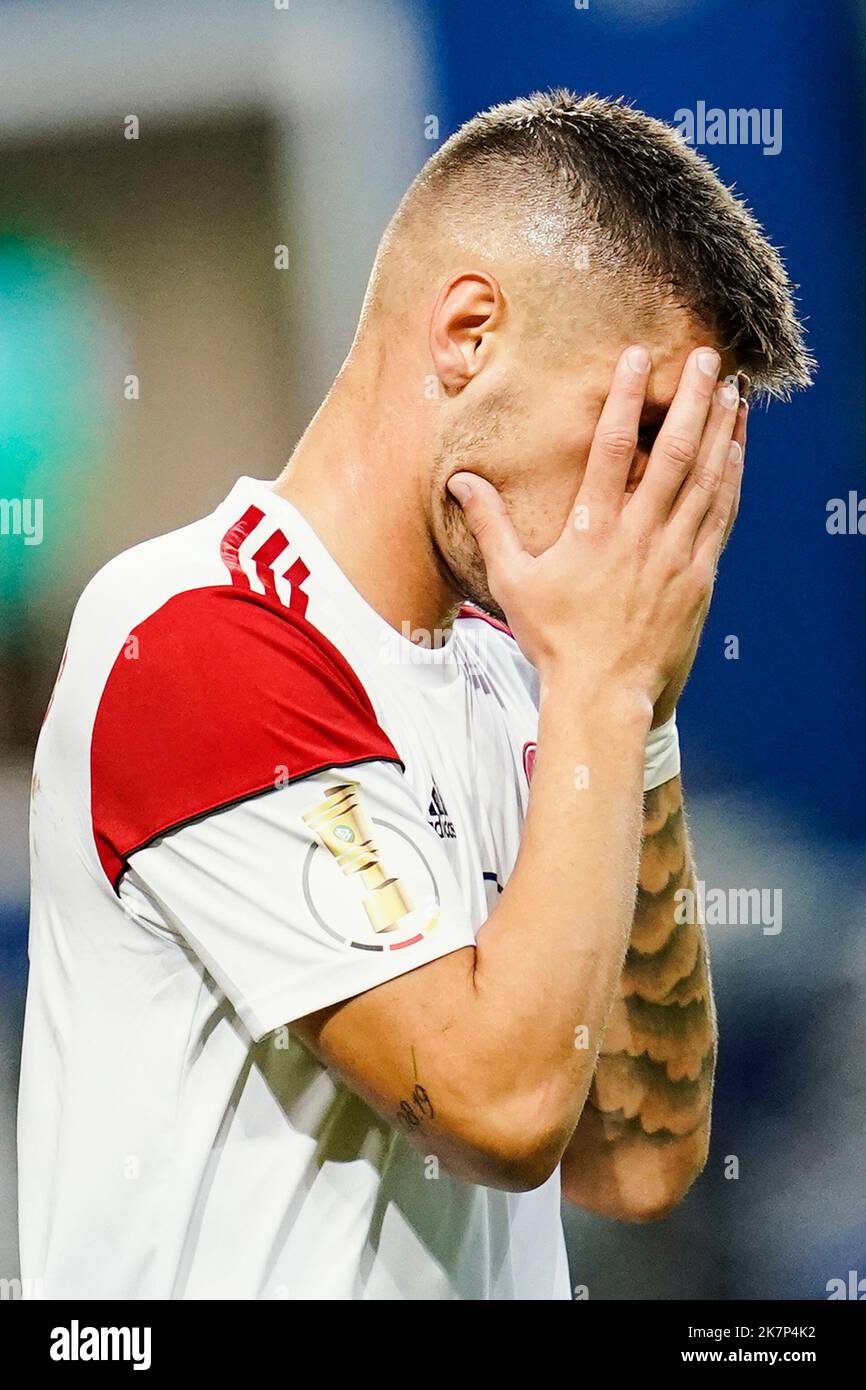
[{"x1": 91, "y1": 585, "x2": 400, "y2": 890}]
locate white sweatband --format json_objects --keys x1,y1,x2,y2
[{"x1": 644, "y1": 713, "x2": 681, "y2": 792}]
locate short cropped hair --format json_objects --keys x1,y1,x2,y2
[{"x1": 399, "y1": 90, "x2": 813, "y2": 400}]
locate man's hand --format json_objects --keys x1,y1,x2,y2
[{"x1": 449, "y1": 344, "x2": 744, "y2": 715}]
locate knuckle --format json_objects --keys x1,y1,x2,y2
[
  {"x1": 691, "y1": 563, "x2": 715, "y2": 597},
  {"x1": 663, "y1": 541, "x2": 689, "y2": 575},
  {"x1": 661, "y1": 434, "x2": 698, "y2": 470},
  {"x1": 467, "y1": 512, "x2": 494, "y2": 548},
  {"x1": 692, "y1": 465, "x2": 722, "y2": 493},
  {"x1": 584, "y1": 512, "x2": 612, "y2": 543},
  {"x1": 596, "y1": 428, "x2": 637, "y2": 462},
  {"x1": 632, "y1": 529, "x2": 653, "y2": 562},
  {"x1": 465, "y1": 506, "x2": 486, "y2": 535}
]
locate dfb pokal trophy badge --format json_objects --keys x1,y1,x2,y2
[{"x1": 302, "y1": 782, "x2": 413, "y2": 932}]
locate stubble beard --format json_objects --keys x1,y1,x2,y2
[{"x1": 431, "y1": 477, "x2": 509, "y2": 626}]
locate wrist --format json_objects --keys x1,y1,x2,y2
[{"x1": 537, "y1": 662, "x2": 653, "y2": 737}]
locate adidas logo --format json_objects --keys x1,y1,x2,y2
[{"x1": 428, "y1": 782, "x2": 456, "y2": 839}]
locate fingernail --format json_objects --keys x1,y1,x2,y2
[
  {"x1": 697, "y1": 349, "x2": 720, "y2": 378},
  {"x1": 447, "y1": 476, "x2": 472, "y2": 504},
  {"x1": 625, "y1": 345, "x2": 650, "y2": 373},
  {"x1": 718, "y1": 381, "x2": 739, "y2": 409},
  {"x1": 727, "y1": 441, "x2": 742, "y2": 465}
]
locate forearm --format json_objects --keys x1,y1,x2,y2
[
  {"x1": 561, "y1": 774, "x2": 717, "y2": 1217},
  {"x1": 294, "y1": 664, "x2": 654, "y2": 1192},
  {"x1": 465, "y1": 666, "x2": 652, "y2": 1167}
]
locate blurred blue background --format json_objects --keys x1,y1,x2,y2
[{"x1": 1, "y1": 0, "x2": 863, "y2": 1299}]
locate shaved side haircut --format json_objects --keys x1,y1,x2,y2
[{"x1": 367, "y1": 90, "x2": 813, "y2": 400}]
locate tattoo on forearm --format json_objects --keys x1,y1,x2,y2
[
  {"x1": 591, "y1": 1049, "x2": 714, "y2": 1135},
  {"x1": 585, "y1": 1111, "x2": 707, "y2": 1147},
  {"x1": 396, "y1": 1084, "x2": 435, "y2": 1132},
  {"x1": 591, "y1": 776, "x2": 716, "y2": 1142}
]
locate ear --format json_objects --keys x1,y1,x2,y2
[{"x1": 429, "y1": 272, "x2": 505, "y2": 393}]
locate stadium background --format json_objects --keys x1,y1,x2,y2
[{"x1": 1, "y1": 0, "x2": 864, "y2": 1299}]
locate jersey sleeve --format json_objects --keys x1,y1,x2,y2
[
  {"x1": 121, "y1": 760, "x2": 477, "y2": 1041},
  {"x1": 91, "y1": 583, "x2": 403, "y2": 890},
  {"x1": 91, "y1": 582, "x2": 475, "y2": 1040}
]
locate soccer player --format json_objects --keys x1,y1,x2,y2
[{"x1": 18, "y1": 92, "x2": 811, "y2": 1300}]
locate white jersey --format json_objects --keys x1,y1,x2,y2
[{"x1": 18, "y1": 475, "x2": 572, "y2": 1301}]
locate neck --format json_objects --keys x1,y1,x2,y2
[{"x1": 275, "y1": 351, "x2": 461, "y2": 642}]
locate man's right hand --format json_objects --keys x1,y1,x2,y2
[{"x1": 447, "y1": 344, "x2": 743, "y2": 712}]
